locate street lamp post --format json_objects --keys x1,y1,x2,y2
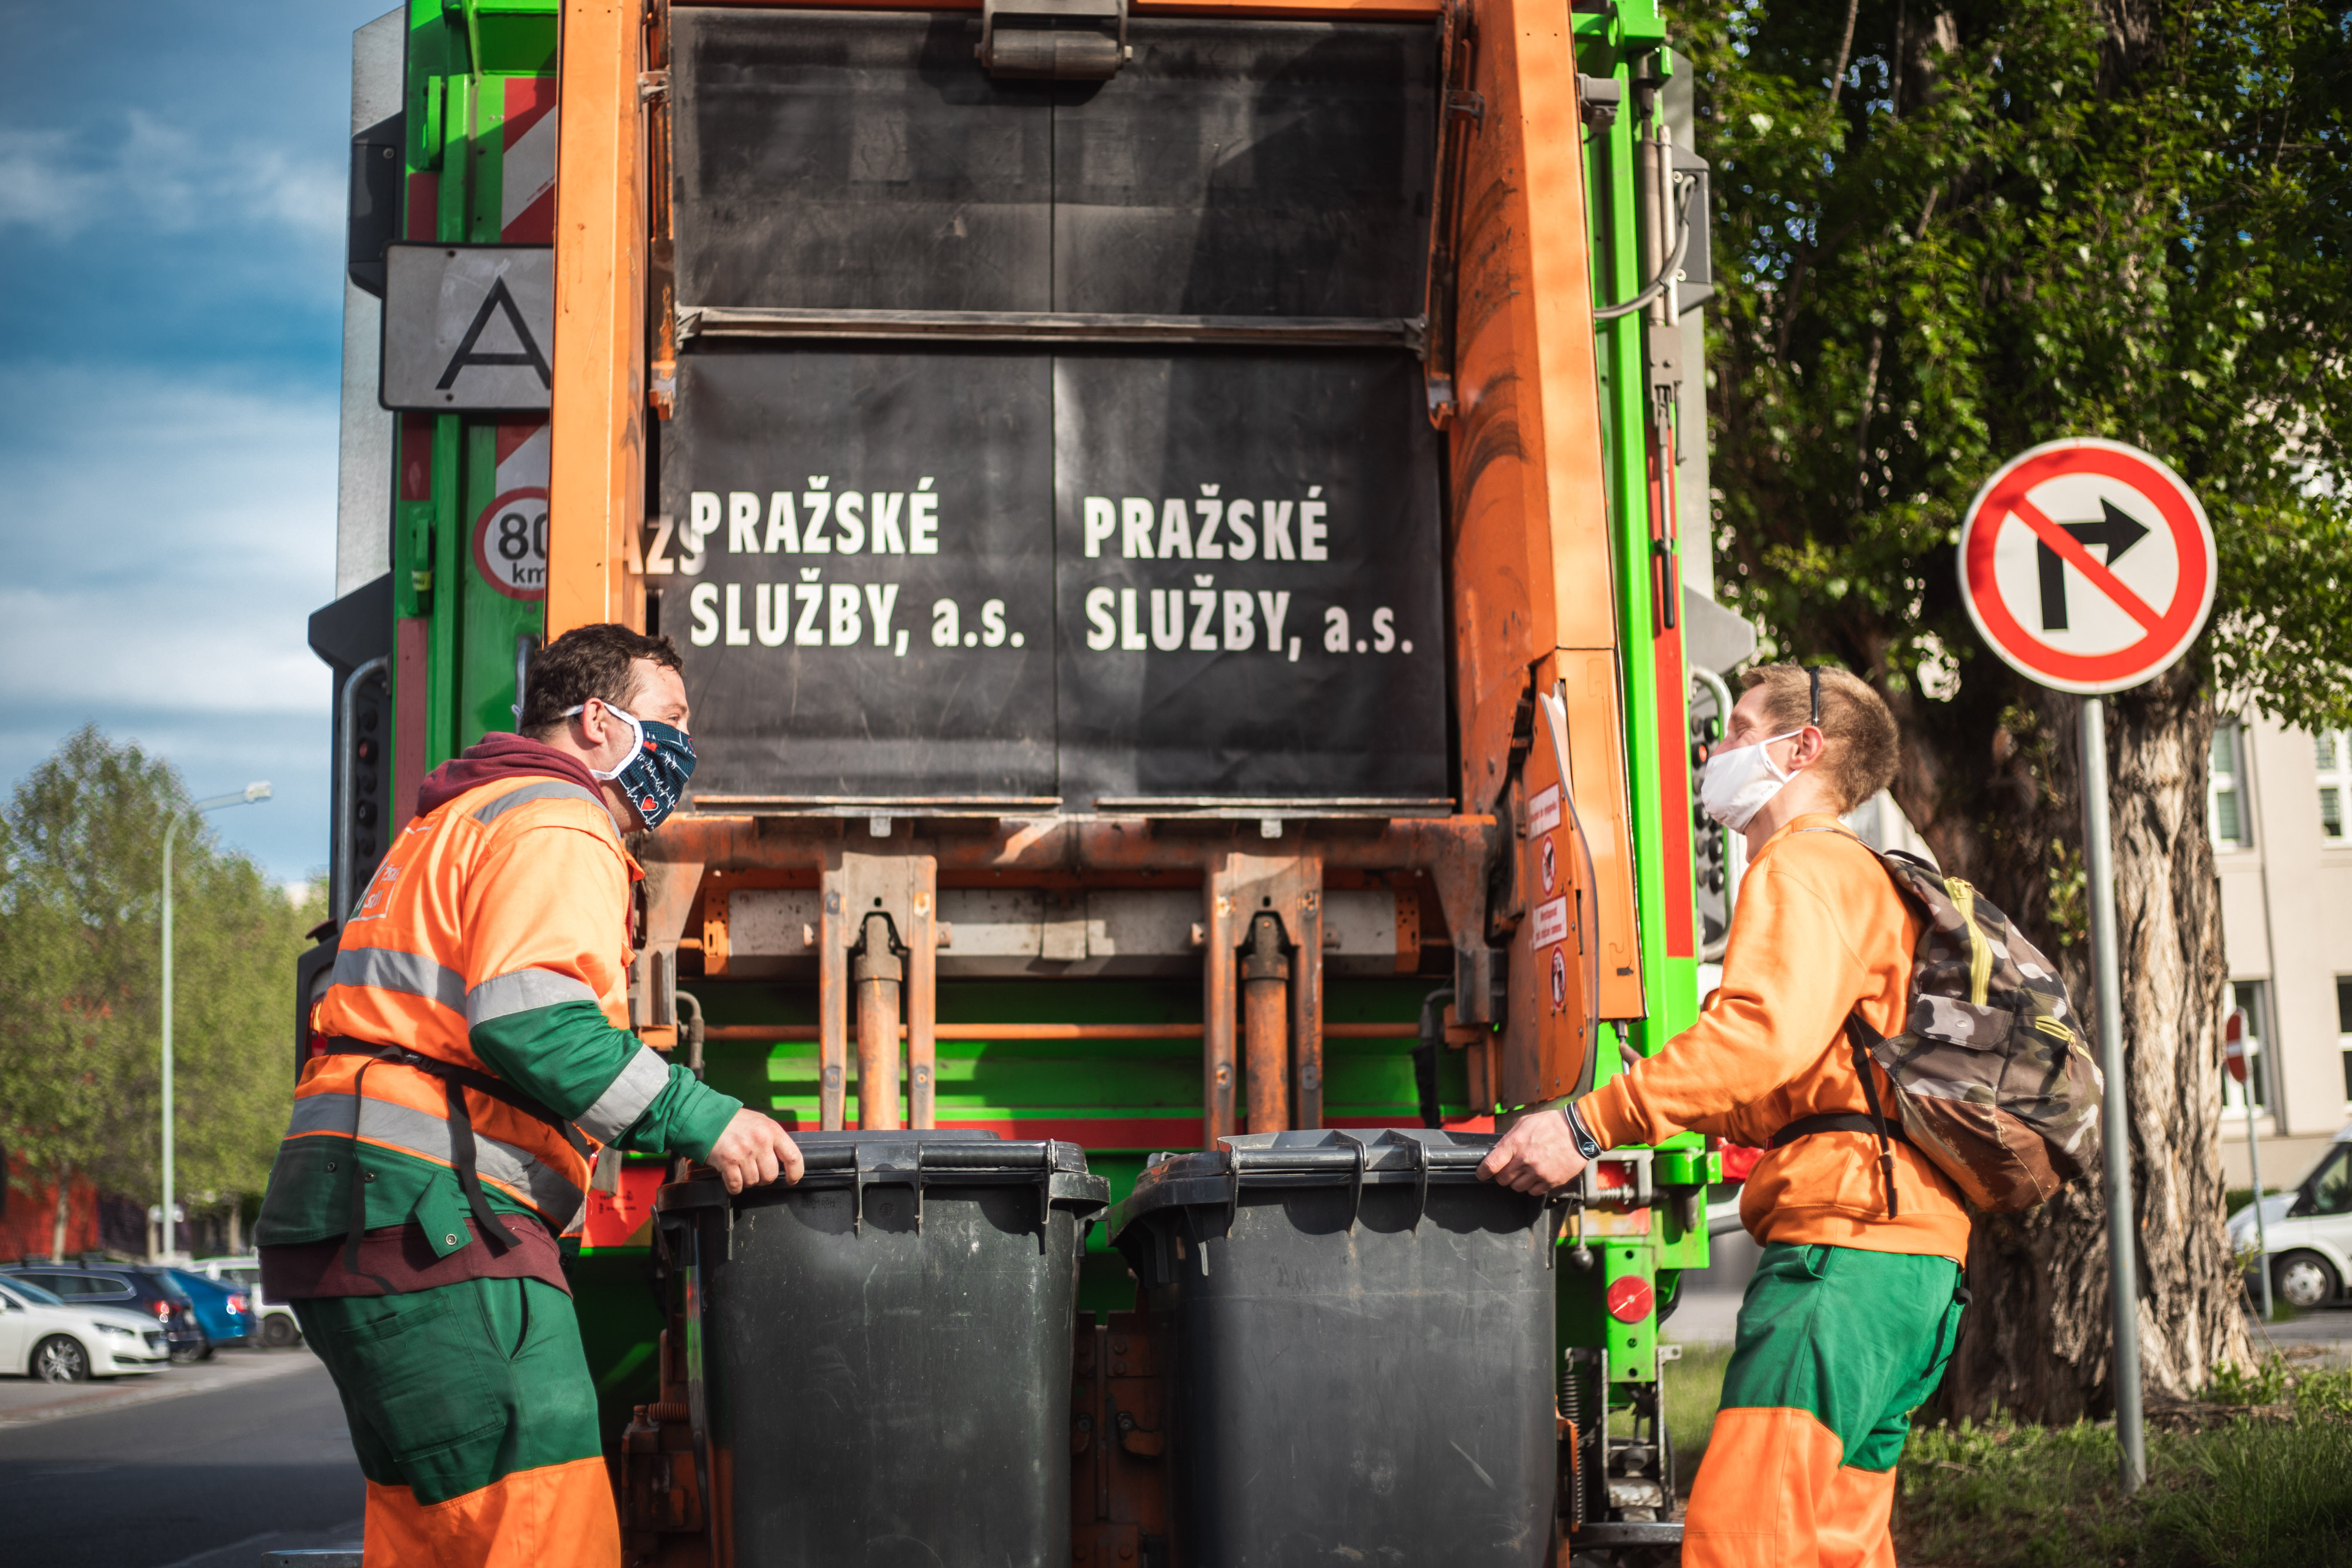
[{"x1": 157, "y1": 782, "x2": 271, "y2": 1263}]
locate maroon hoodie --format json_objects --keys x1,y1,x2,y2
[{"x1": 415, "y1": 731, "x2": 607, "y2": 819}]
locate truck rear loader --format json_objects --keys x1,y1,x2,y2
[{"x1": 303, "y1": 0, "x2": 1755, "y2": 1561}]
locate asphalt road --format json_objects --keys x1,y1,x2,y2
[{"x1": 0, "y1": 1355, "x2": 363, "y2": 1568}]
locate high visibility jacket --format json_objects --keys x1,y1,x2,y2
[
  {"x1": 256, "y1": 774, "x2": 739, "y2": 1256},
  {"x1": 1577, "y1": 812, "x2": 1972, "y2": 1263}
]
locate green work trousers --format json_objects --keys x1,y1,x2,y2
[
  {"x1": 294, "y1": 1276, "x2": 603, "y2": 1507},
  {"x1": 1683, "y1": 1242, "x2": 1967, "y2": 1567}
]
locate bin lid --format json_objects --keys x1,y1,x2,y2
[
  {"x1": 658, "y1": 1132, "x2": 1108, "y2": 1229},
  {"x1": 1105, "y1": 1127, "x2": 1499, "y2": 1241}
]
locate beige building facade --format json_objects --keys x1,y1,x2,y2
[{"x1": 2212, "y1": 711, "x2": 2352, "y2": 1192}]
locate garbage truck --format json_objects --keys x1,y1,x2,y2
[{"x1": 303, "y1": 0, "x2": 1756, "y2": 1562}]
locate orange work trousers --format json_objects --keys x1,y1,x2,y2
[{"x1": 1682, "y1": 1242, "x2": 1965, "y2": 1568}]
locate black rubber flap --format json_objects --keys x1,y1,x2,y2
[
  {"x1": 663, "y1": 345, "x2": 1446, "y2": 806},
  {"x1": 671, "y1": 11, "x2": 1434, "y2": 316},
  {"x1": 660, "y1": 346, "x2": 1060, "y2": 801}
]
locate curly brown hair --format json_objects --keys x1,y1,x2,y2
[{"x1": 519, "y1": 623, "x2": 683, "y2": 740}]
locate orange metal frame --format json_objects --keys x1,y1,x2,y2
[
  {"x1": 548, "y1": 0, "x2": 652, "y2": 636},
  {"x1": 546, "y1": 0, "x2": 1638, "y2": 1114}
]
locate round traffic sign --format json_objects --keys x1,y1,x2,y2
[
  {"x1": 1957, "y1": 439, "x2": 2216, "y2": 694},
  {"x1": 2223, "y1": 1008, "x2": 2256, "y2": 1085},
  {"x1": 473, "y1": 487, "x2": 550, "y2": 601}
]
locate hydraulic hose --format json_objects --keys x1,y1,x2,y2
[{"x1": 1592, "y1": 176, "x2": 1697, "y2": 322}]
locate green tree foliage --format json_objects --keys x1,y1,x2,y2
[
  {"x1": 1676, "y1": 0, "x2": 2348, "y2": 1417},
  {"x1": 1686, "y1": 0, "x2": 2351, "y2": 726},
  {"x1": 0, "y1": 727, "x2": 318, "y2": 1247}
]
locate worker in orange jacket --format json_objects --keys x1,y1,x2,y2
[
  {"x1": 1480, "y1": 663, "x2": 1966, "y2": 1568},
  {"x1": 256, "y1": 623, "x2": 803, "y2": 1567}
]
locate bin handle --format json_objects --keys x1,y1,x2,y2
[
  {"x1": 1035, "y1": 1155, "x2": 1053, "y2": 1255},
  {"x1": 1333, "y1": 1131, "x2": 1369, "y2": 1233},
  {"x1": 1410, "y1": 1135, "x2": 1431, "y2": 1231}
]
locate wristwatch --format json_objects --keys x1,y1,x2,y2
[{"x1": 1560, "y1": 1102, "x2": 1602, "y2": 1161}]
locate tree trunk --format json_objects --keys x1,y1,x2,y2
[
  {"x1": 1889, "y1": 661, "x2": 2251, "y2": 1420},
  {"x1": 50, "y1": 1162, "x2": 71, "y2": 1262}
]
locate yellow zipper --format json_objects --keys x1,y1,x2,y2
[{"x1": 1946, "y1": 878, "x2": 1993, "y2": 1006}]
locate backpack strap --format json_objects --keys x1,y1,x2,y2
[
  {"x1": 1767, "y1": 1028, "x2": 1907, "y2": 1221},
  {"x1": 1763, "y1": 1018, "x2": 1906, "y2": 1221},
  {"x1": 1844, "y1": 1014, "x2": 1901, "y2": 1220},
  {"x1": 1770, "y1": 1112, "x2": 1911, "y2": 1148},
  {"x1": 1775, "y1": 828, "x2": 1909, "y2": 1218}
]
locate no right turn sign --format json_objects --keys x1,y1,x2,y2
[{"x1": 1957, "y1": 437, "x2": 2217, "y2": 694}]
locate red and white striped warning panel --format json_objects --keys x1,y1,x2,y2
[{"x1": 501, "y1": 76, "x2": 557, "y2": 243}]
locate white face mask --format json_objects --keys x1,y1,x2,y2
[{"x1": 1699, "y1": 730, "x2": 1806, "y2": 831}]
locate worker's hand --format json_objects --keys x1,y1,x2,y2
[
  {"x1": 707, "y1": 1111, "x2": 805, "y2": 1194},
  {"x1": 1478, "y1": 1110, "x2": 1591, "y2": 1196}
]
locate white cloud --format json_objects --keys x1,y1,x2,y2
[
  {"x1": 0, "y1": 366, "x2": 337, "y2": 719},
  {"x1": 0, "y1": 128, "x2": 103, "y2": 232},
  {"x1": 0, "y1": 584, "x2": 326, "y2": 716},
  {"x1": 0, "y1": 365, "x2": 338, "y2": 584},
  {"x1": 0, "y1": 110, "x2": 342, "y2": 244}
]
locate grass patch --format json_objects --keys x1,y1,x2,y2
[
  {"x1": 1896, "y1": 1359, "x2": 2352, "y2": 1566},
  {"x1": 1664, "y1": 1341, "x2": 1733, "y2": 1496}
]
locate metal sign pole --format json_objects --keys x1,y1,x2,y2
[
  {"x1": 2246, "y1": 1061, "x2": 2273, "y2": 1320},
  {"x1": 2080, "y1": 695, "x2": 2146, "y2": 1492}
]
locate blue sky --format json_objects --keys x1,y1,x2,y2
[{"x1": 1, "y1": 0, "x2": 394, "y2": 882}]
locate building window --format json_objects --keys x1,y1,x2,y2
[
  {"x1": 2226, "y1": 980, "x2": 2269, "y2": 1112},
  {"x1": 2340, "y1": 977, "x2": 2352, "y2": 1102},
  {"x1": 2210, "y1": 721, "x2": 2250, "y2": 848},
  {"x1": 2318, "y1": 731, "x2": 2352, "y2": 842}
]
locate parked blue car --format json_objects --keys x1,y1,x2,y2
[{"x1": 163, "y1": 1267, "x2": 252, "y2": 1352}]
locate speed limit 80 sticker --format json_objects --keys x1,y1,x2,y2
[{"x1": 473, "y1": 487, "x2": 549, "y2": 601}]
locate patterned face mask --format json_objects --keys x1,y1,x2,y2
[{"x1": 564, "y1": 701, "x2": 696, "y2": 829}]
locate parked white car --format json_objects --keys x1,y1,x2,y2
[
  {"x1": 2227, "y1": 1123, "x2": 2352, "y2": 1310},
  {"x1": 189, "y1": 1256, "x2": 302, "y2": 1348},
  {"x1": 0, "y1": 1273, "x2": 170, "y2": 1382}
]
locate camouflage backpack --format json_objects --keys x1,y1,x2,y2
[{"x1": 1785, "y1": 833, "x2": 2104, "y2": 1215}]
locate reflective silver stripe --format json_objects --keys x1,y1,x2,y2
[
  {"x1": 466, "y1": 967, "x2": 602, "y2": 1027},
  {"x1": 285, "y1": 1091, "x2": 584, "y2": 1225},
  {"x1": 577, "y1": 1045, "x2": 671, "y2": 1143},
  {"x1": 470, "y1": 779, "x2": 604, "y2": 825},
  {"x1": 332, "y1": 947, "x2": 467, "y2": 1015}
]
